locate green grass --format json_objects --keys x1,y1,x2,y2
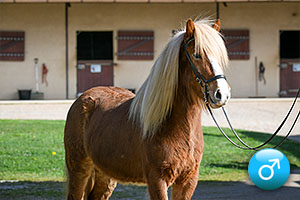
[
  {"x1": 0, "y1": 120, "x2": 65, "y2": 181},
  {"x1": 0, "y1": 120, "x2": 299, "y2": 182},
  {"x1": 199, "y1": 127, "x2": 300, "y2": 181}
]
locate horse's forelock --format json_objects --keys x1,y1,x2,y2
[{"x1": 194, "y1": 19, "x2": 229, "y2": 70}]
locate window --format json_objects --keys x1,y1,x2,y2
[
  {"x1": 280, "y1": 31, "x2": 300, "y2": 59},
  {"x1": 117, "y1": 31, "x2": 154, "y2": 60},
  {"x1": 77, "y1": 31, "x2": 113, "y2": 60},
  {"x1": 0, "y1": 31, "x2": 25, "y2": 61},
  {"x1": 222, "y1": 30, "x2": 250, "y2": 60}
]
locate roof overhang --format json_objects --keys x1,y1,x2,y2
[{"x1": 1, "y1": 0, "x2": 300, "y2": 3}]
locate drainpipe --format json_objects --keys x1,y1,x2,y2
[
  {"x1": 65, "y1": 3, "x2": 71, "y2": 99},
  {"x1": 34, "y1": 58, "x2": 39, "y2": 93},
  {"x1": 216, "y1": 2, "x2": 219, "y2": 19},
  {"x1": 216, "y1": 2, "x2": 227, "y2": 20},
  {"x1": 255, "y1": 56, "x2": 258, "y2": 96}
]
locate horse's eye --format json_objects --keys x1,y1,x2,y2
[{"x1": 193, "y1": 53, "x2": 202, "y2": 59}]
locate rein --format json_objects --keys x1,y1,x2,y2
[
  {"x1": 184, "y1": 38, "x2": 300, "y2": 151},
  {"x1": 207, "y1": 90, "x2": 300, "y2": 150}
]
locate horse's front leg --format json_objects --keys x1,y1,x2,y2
[
  {"x1": 146, "y1": 172, "x2": 168, "y2": 200},
  {"x1": 172, "y1": 170, "x2": 199, "y2": 200}
]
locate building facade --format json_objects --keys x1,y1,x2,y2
[{"x1": 0, "y1": 1, "x2": 299, "y2": 99}]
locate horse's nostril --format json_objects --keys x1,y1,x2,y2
[{"x1": 215, "y1": 89, "x2": 222, "y2": 100}]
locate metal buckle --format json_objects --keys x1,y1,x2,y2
[{"x1": 203, "y1": 84, "x2": 209, "y2": 104}]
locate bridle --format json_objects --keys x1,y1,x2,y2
[
  {"x1": 184, "y1": 38, "x2": 226, "y2": 103},
  {"x1": 184, "y1": 37, "x2": 300, "y2": 151}
]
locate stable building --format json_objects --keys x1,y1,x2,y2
[{"x1": 0, "y1": 0, "x2": 299, "y2": 100}]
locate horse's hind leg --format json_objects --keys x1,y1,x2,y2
[
  {"x1": 88, "y1": 168, "x2": 117, "y2": 200},
  {"x1": 66, "y1": 154, "x2": 94, "y2": 200},
  {"x1": 65, "y1": 126, "x2": 94, "y2": 199},
  {"x1": 65, "y1": 95, "x2": 97, "y2": 200}
]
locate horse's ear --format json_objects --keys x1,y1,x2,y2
[
  {"x1": 185, "y1": 18, "x2": 195, "y2": 39},
  {"x1": 213, "y1": 19, "x2": 221, "y2": 32}
]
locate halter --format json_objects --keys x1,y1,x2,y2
[
  {"x1": 184, "y1": 38, "x2": 226, "y2": 103},
  {"x1": 184, "y1": 37, "x2": 300, "y2": 151}
]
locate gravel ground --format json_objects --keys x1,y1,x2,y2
[
  {"x1": 0, "y1": 98, "x2": 299, "y2": 141},
  {"x1": 0, "y1": 168, "x2": 299, "y2": 200},
  {"x1": 202, "y1": 98, "x2": 300, "y2": 142}
]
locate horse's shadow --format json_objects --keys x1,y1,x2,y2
[
  {"x1": 0, "y1": 179, "x2": 299, "y2": 200},
  {"x1": 207, "y1": 161, "x2": 248, "y2": 170},
  {"x1": 288, "y1": 135, "x2": 300, "y2": 143},
  {"x1": 238, "y1": 130, "x2": 300, "y2": 160}
]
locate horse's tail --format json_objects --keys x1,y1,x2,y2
[{"x1": 64, "y1": 94, "x2": 98, "y2": 200}]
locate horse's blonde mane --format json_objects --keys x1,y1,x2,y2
[{"x1": 129, "y1": 19, "x2": 228, "y2": 139}]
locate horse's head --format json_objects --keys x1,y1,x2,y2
[{"x1": 182, "y1": 19, "x2": 231, "y2": 108}]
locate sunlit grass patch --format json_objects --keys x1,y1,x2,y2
[{"x1": 0, "y1": 120, "x2": 299, "y2": 182}]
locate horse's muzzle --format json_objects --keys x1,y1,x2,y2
[{"x1": 208, "y1": 81, "x2": 231, "y2": 108}]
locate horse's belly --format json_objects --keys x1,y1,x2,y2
[
  {"x1": 93, "y1": 150, "x2": 146, "y2": 184},
  {"x1": 88, "y1": 125, "x2": 146, "y2": 183}
]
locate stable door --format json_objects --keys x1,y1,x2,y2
[
  {"x1": 77, "y1": 31, "x2": 113, "y2": 95},
  {"x1": 279, "y1": 31, "x2": 300, "y2": 97}
]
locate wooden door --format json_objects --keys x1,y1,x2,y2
[
  {"x1": 280, "y1": 59, "x2": 300, "y2": 97},
  {"x1": 77, "y1": 60, "x2": 113, "y2": 94},
  {"x1": 76, "y1": 31, "x2": 113, "y2": 95},
  {"x1": 279, "y1": 31, "x2": 300, "y2": 97}
]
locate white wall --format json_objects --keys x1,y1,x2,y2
[
  {"x1": 0, "y1": 2, "x2": 299, "y2": 99},
  {"x1": 0, "y1": 4, "x2": 66, "y2": 99},
  {"x1": 221, "y1": 2, "x2": 300, "y2": 97}
]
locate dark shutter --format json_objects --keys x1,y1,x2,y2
[
  {"x1": 222, "y1": 30, "x2": 249, "y2": 60},
  {"x1": 0, "y1": 31, "x2": 25, "y2": 61},
  {"x1": 117, "y1": 31, "x2": 154, "y2": 60}
]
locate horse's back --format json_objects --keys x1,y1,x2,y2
[{"x1": 79, "y1": 86, "x2": 135, "y2": 111}]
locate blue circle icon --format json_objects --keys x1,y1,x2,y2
[{"x1": 248, "y1": 148, "x2": 290, "y2": 190}]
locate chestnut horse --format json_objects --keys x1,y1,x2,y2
[{"x1": 64, "y1": 19, "x2": 230, "y2": 200}]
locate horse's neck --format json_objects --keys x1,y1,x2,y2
[
  {"x1": 168, "y1": 66, "x2": 204, "y2": 137},
  {"x1": 173, "y1": 89, "x2": 203, "y2": 129}
]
